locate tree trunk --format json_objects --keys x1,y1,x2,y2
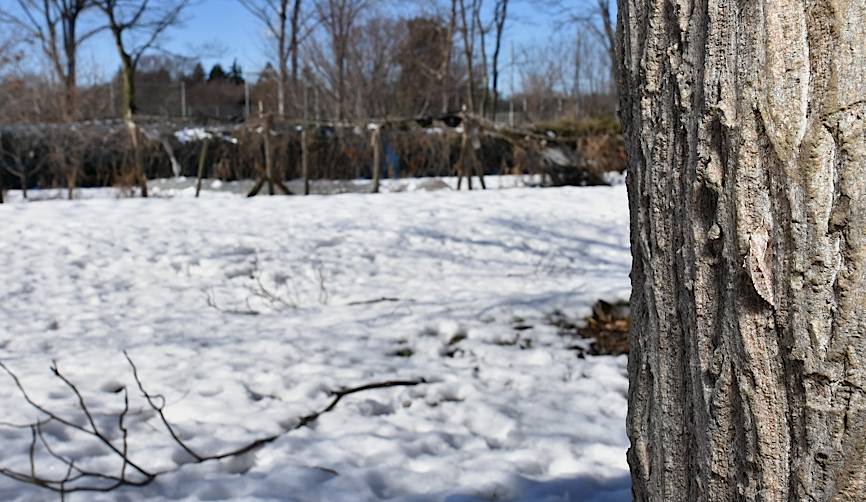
[
  {"x1": 371, "y1": 126, "x2": 381, "y2": 194},
  {"x1": 120, "y1": 60, "x2": 136, "y2": 122},
  {"x1": 278, "y1": 69, "x2": 287, "y2": 118},
  {"x1": 572, "y1": 32, "x2": 582, "y2": 120},
  {"x1": 118, "y1": 53, "x2": 147, "y2": 198},
  {"x1": 67, "y1": 166, "x2": 78, "y2": 200},
  {"x1": 597, "y1": 0, "x2": 616, "y2": 92},
  {"x1": 458, "y1": 0, "x2": 476, "y2": 113},
  {"x1": 617, "y1": 0, "x2": 866, "y2": 500},
  {"x1": 125, "y1": 119, "x2": 148, "y2": 198},
  {"x1": 195, "y1": 139, "x2": 209, "y2": 198},
  {"x1": 19, "y1": 171, "x2": 27, "y2": 200},
  {"x1": 278, "y1": 0, "x2": 288, "y2": 118},
  {"x1": 337, "y1": 54, "x2": 346, "y2": 121},
  {"x1": 291, "y1": 0, "x2": 302, "y2": 99},
  {"x1": 263, "y1": 114, "x2": 275, "y2": 196},
  {"x1": 301, "y1": 128, "x2": 310, "y2": 195},
  {"x1": 474, "y1": 1, "x2": 489, "y2": 118},
  {"x1": 442, "y1": 0, "x2": 458, "y2": 114},
  {"x1": 62, "y1": 17, "x2": 79, "y2": 121},
  {"x1": 490, "y1": 0, "x2": 508, "y2": 124}
]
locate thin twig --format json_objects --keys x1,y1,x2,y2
[
  {"x1": 204, "y1": 287, "x2": 260, "y2": 316},
  {"x1": 124, "y1": 351, "x2": 204, "y2": 462},
  {"x1": 28, "y1": 425, "x2": 36, "y2": 480},
  {"x1": 0, "y1": 355, "x2": 428, "y2": 497},
  {"x1": 118, "y1": 388, "x2": 130, "y2": 483},
  {"x1": 49, "y1": 362, "x2": 153, "y2": 478},
  {"x1": 346, "y1": 297, "x2": 401, "y2": 306},
  {"x1": 251, "y1": 276, "x2": 297, "y2": 310}
]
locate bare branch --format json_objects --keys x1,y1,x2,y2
[
  {"x1": 123, "y1": 350, "x2": 205, "y2": 463},
  {"x1": 0, "y1": 354, "x2": 428, "y2": 497}
]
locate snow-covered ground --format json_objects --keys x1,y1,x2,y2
[{"x1": 0, "y1": 184, "x2": 632, "y2": 501}]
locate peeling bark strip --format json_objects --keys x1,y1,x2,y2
[
  {"x1": 746, "y1": 223, "x2": 775, "y2": 307},
  {"x1": 616, "y1": 0, "x2": 866, "y2": 500}
]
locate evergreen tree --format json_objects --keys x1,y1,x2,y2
[
  {"x1": 188, "y1": 62, "x2": 206, "y2": 84},
  {"x1": 258, "y1": 62, "x2": 278, "y2": 83},
  {"x1": 228, "y1": 59, "x2": 244, "y2": 85},
  {"x1": 208, "y1": 63, "x2": 227, "y2": 82}
]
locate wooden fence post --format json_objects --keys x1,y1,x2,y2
[
  {"x1": 263, "y1": 114, "x2": 275, "y2": 196},
  {"x1": 194, "y1": 138, "x2": 209, "y2": 198},
  {"x1": 371, "y1": 125, "x2": 381, "y2": 194},
  {"x1": 302, "y1": 128, "x2": 310, "y2": 195}
]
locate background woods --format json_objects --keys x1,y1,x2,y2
[{"x1": 0, "y1": 0, "x2": 621, "y2": 197}]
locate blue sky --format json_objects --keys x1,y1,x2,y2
[{"x1": 71, "y1": 0, "x2": 568, "y2": 86}]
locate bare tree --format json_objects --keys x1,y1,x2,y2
[
  {"x1": 92, "y1": 0, "x2": 191, "y2": 197},
  {"x1": 619, "y1": 0, "x2": 866, "y2": 499},
  {"x1": 313, "y1": 0, "x2": 372, "y2": 120},
  {"x1": 441, "y1": 0, "x2": 457, "y2": 114},
  {"x1": 351, "y1": 15, "x2": 402, "y2": 117},
  {"x1": 571, "y1": 29, "x2": 583, "y2": 118},
  {"x1": 472, "y1": 0, "x2": 489, "y2": 117},
  {"x1": 394, "y1": 16, "x2": 451, "y2": 116},
  {"x1": 589, "y1": 0, "x2": 613, "y2": 78},
  {"x1": 0, "y1": 31, "x2": 23, "y2": 78},
  {"x1": 239, "y1": 0, "x2": 308, "y2": 117},
  {"x1": 0, "y1": 1, "x2": 104, "y2": 119},
  {"x1": 546, "y1": 0, "x2": 614, "y2": 93},
  {"x1": 456, "y1": 0, "x2": 478, "y2": 113},
  {"x1": 489, "y1": 0, "x2": 507, "y2": 122},
  {"x1": 0, "y1": 130, "x2": 48, "y2": 200},
  {"x1": 404, "y1": 0, "x2": 459, "y2": 115},
  {"x1": 49, "y1": 128, "x2": 88, "y2": 199},
  {"x1": 516, "y1": 42, "x2": 568, "y2": 122}
]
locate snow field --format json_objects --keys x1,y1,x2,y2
[{"x1": 0, "y1": 185, "x2": 631, "y2": 501}]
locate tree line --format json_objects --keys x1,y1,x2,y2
[
  {"x1": 0, "y1": 0, "x2": 616, "y2": 125},
  {"x1": 0, "y1": 1, "x2": 620, "y2": 199}
]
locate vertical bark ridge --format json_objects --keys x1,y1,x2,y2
[{"x1": 618, "y1": 0, "x2": 866, "y2": 499}]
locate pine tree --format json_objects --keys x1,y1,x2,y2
[
  {"x1": 188, "y1": 63, "x2": 206, "y2": 84},
  {"x1": 228, "y1": 59, "x2": 244, "y2": 85},
  {"x1": 208, "y1": 63, "x2": 227, "y2": 82}
]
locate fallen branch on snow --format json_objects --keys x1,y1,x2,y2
[
  {"x1": 0, "y1": 353, "x2": 427, "y2": 498},
  {"x1": 346, "y1": 297, "x2": 402, "y2": 306}
]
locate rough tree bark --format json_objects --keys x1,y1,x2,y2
[{"x1": 618, "y1": 0, "x2": 865, "y2": 500}]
